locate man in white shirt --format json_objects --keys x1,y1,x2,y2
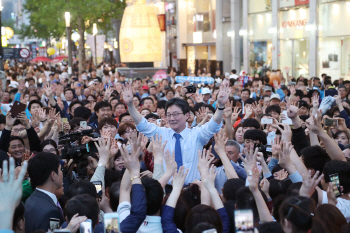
[{"x1": 122, "y1": 81, "x2": 230, "y2": 185}]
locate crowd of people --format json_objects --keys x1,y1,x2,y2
[{"x1": 1, "y1": 62, "x2": 350, "y2": 233}]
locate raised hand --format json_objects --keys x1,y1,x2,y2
[
  {"x1": 274, "y1": 123, "x2": 292, "y2": 143},
  {"x1": 223, "y1": 101, "x2": 233, "y2": 120},
  {"x1": 164, "y1": 150, "x2": 177, "y2": 176},
  {"x1": 334, "y1": 90, "x2": 341, "y2": 106},
  {"x1": 196, "y1": 107, "x2": 208, "y2": 123},
  {"x1": 43, "y1": 84, "x2": 53, "y2": 97},
  {"x1": 277, "y1": 142, "x2": 295, "y2": 174},
  {"x1": 259, "y1": 178, "x2": 270, "y2": 198},
  {"x1": 47, "y1": 108, "x2": 58, "y2": 125},
  {"x1": 243, "y1": 105, "x2": 253, "y2": 119},
  {"x1": 0, "y1": 158, "x2": 28, "y2": 230},
  {"x1": 151, "y1": 134, "x2": 167, "y2": 164},
  {"x1": 121, "y1": 83, "x2": 134, "y2": 106},
  {"x1": 214, "y1": 130, "x2": 228, "y2": 155},
  {"x1": 299, "y1": 170, "x2": 324, "y2": 197},
  {"x1": 197, "y1": 147, "x2": 214, "y2": 177},
  {"x1": 252, "y1": 101, "x2": 262, "y2": 117},
  {"x1": 17, "y1": 112, "x2": 30, "y2": 129},
  {"x1": 65, "y1": 214, "x2": 88, "y2": 233},
  {"x1": 104, "y1": 86, "x2": 113, "y2": 100},
  {"x1": 5, "y1": 114, "x2": 17, "y2": 130},
  {"x1": 305, "y1": 109, "x2": 323, "y2": 134},
  {"x1": 172, "y1": 166, "x2": 189, "y2": 191},
  {"x1": 241, "y1": 144, "x2": 258, "y2": 174},
  {"x1": 94, "y1": 137, "x2": 111, "y2": 167},
  {"x1": 120, "y1": 143, "x2": 141, "y2": 177},
  {"x1": 231, "y1": 106, "x2": 242, "y2": 122},
  {"x1": 203, "y1": 165, "x2": 217, "y2": 191},
  {"x1": 286, "y1": 98, "x2": 298, "y2": 119},
  {"x1": 312, "y1": 94, "x2": 319, "y2": 109},
  {"x1": 248, "y1": 164, "x2": 260, "y2": 192},
  {"x1": 217, "y1": 82, "x2": 230, "y2": 107}
]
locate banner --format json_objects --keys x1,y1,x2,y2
[
  {"x1": 238, "y1": 76, "x2": 253, "y2": 86},
  {"x1": 175, "y1": 76, "x2": 214, "y2": 84}
]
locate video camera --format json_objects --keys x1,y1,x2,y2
[
  {"x1": 59, "y1": 129, "x2": 98, "y2": 162},
  {"x1": 254, "y1": 143, "x2": 272, "y2": 160}
]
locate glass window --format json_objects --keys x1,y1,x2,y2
[{"x1": 249, "y1": 0, "x2": 271, "y2": 14}]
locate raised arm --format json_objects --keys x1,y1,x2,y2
[
  {"x1": 309, "y1": 95, "x2": 320, "y2": 146},
  {"x1": 214, "y1": 131, "x2": 238, "y2": 179},
  {"x1": 158, "y1": 150, "x2": 177, "y2": 188},
  {"x1": 305, "y1": 109, "x2": 346, "y2": 161},
  {"x1": 122, "y1": 83, "x2": 143, "y2": 125},
  {"x1": 198, "y1": 148, "x2": 215, "y2": 206},
  {"x1": 213, "y1": 81, "x2": 230, "y2": 125},
  {"x1": 248, "y1": 164, "x2": 273, "y2": 223},
  {"x1": 223, "y1": 101, "x2": 234, "y2": 140}
]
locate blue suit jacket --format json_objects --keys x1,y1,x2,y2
[{"x1": 24, "y1": 189, "x2": 64, "y2": 233}]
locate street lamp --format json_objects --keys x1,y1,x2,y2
[
  {"x1": 65, "y1": 12, "x2": 73, "y2": 77},
  {"x1": 93, "y1": 23, "x2": 98, "y2": 66},
  {"x1": 0, "y1": 0, "x2": 4, "y2": 71}
]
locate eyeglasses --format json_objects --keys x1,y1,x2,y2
[
  {"x1": 166, "y1": 112, "x2": 183, "y2": 119},
  {"x1": 13, "y1": 128, "x2": 25, "y2": 133}
]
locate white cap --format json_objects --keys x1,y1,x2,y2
[
  {"x1": 239, "y1": 70, "x2": 246, "y2": 76},
  {"x1": 88, "y1": 81, "x2": 95, "y2": 86},
  {"x1": 175, "y1": 84, "x2": 182, "y2": 89},
  {"x1": 201, "y1": 87, "x2": 211, "y2": 95},
  {"x1": 270, "y1": 93, "x2": 281, "y2": 101}
]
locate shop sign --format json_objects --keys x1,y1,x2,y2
[
  {"x1": 238, "y1": 76, "x2": 253, "y2": 87},
  {"x1": 295, "y1": 0, "x2": 309, "y2": 6},
  {"x1": 281, "y1": 19, "x2": 307, "y2": 28},
  {"x1": 175, "y1": 76, "x2": 214, "y2": 84}
]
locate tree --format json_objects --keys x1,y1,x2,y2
[{"x1": 21, "y1": 0, "x2": 126, "y2": 73}]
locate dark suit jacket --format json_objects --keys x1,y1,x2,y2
[{"x1": 24, "y1": 189, "x2": 64, "y2": 233}]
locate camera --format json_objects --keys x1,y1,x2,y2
[
  {"x1": 254, "y1": 143, "x2": 271, "y2": 160},
  {"x1": 186, "y1": 85, "x2": 197, "y2": 93}
]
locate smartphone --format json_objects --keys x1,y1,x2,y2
[
  {"x1": 54, "y1": 230, "x2": 71, "y2": 233},
  {"x1": 234, "y1": 209, "x2": 254, "y2": 233},
  {"x1": 104, "y1": 213, "x2": 120, "y2": 233},
  {"x1": 281, "y1": 110, "x2": 293, "y2": 125},
  {"x1": 156, "y1": 119, "x2": 161, "y2": 125},
  {"x1": 329, "y1": 173, "x2": 341, "y2": 198},
  {"x1": 80, "y1": 121, "x2": 87, "y2": 129},
  {"x1": 9, "y1": 101, "x2": 27, "y2": 118},
  {"x1": 324, "y1": 118, "x2": 338, "y2": 127},
  {"x1": 49, "y1": 218, "x2": 61, "y2": 232},
  {"x1": 92, "y1": 181, "x2": 102, "y2": 198},
  {"x1": 261, "y1": 118, "x2": 273, "y2": 125},
  {"x1": 62, "y1": 118, "x2": 68, "y2": 124},
  {"x1": 80, "y1": 219, "x2": 92, "y2": 233}
]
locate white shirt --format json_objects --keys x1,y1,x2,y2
[
  {"x1": 36, "y1": 188, "x2": 58, "y2": 205},
  {"x1": 322, "y1": 190, "x2": 350, "y2": 222},
  {"x1": 136, "y1": 117, "x2": 222, "y2": 185},
  {"x1": 117, "y1": 201, "x2": 163, "y2": 233}
]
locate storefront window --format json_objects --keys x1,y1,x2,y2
[
  {"x1": 187, "y1": 46, "x2": 195, "y2": 74},
  {"x1": 318, "y1": 1, "x2": 350, "y2": 80},
  {"x1": 248, "y1": 12, "x2": 273, "y2": 75},
  {"x1": 249, "y1": 0, "x2": 271, "y2": 14},
  {"x1": 186, "y1": 0, "x2": 216, "y2": 43}
]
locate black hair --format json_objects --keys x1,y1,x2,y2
[
  {"x1": 165, "y1": 98, "x2": 190, "y2": 114},
  {"x1": 142, "y1": 97, "x2": 154, "y2": 104},
  {"x1": 9, "y1": 136, "x2": 25, "y2": 148},
  {"x1": 65, "y1": 194, "x2": 100, "y2": 228},
  {"x1": 190, "y1": 223, "x2": 216, "y2": 233},
  {"x1": 104, "y1": 169, "x2": 122, "y2": 189},
  {"x1": 339, "y1": 85, "x2": 348, "y2": 91},
  {"x1": 64, "y1": 88, "x2": 74, "y2": 95},
  {"x1": 323, "y1": 160, "x2": 350, "y2": 193},
  {"x1": 242, "y1": 118, "x2": 260, "y2": 130},
  {"x1": 69, "y1": 117, "x2": 85, "y2": 130},
  {"x1": 68, "y1": 100, "x2": 83, "y2": 111},
  {"x1": 28, "y1": 100, "x2": 43, "y2": 111},
  {"x1": 0, "y1": 114, "x2": 5, "y2": 124},
  {"x1": 268, "y1": 179, "x2": 291, "y2": 200},
  {"x1": 242, "y1": 88, "x2": 251, "y2": 95},
  {"x1": 13, "y1": 202, "x2": 25, "y2": 230},
  {"x1": 231, "y1": 69, "x2": 237, "y2": 74},
  {"x1": 145, "y1": 113, "x2": 160, "y2": 120},
  {"x1": 244, "y1": 129, "x2": 267, "y2": 144},
  {"x1": 203, "y1": 104, "x2": 216, "y2": 113},
  {"x1": 81, "y1": 99, "x2": 91, "y2": 106},
  {"x1": 301, "y1": 146, "x2": 331, "y2": 174},
  {"x1": 114, "y1": 102, "x2": 127, "y2": 110},
  {"x1": 295, "y1": 90, "x2": 304, "y2": 99},
  {"x1": 109, "y1": 181, "x2": 121, "y2": 212},
  {"x1": 266, "y1": 105, "x2": 281, "y2": 115},
  {"x1": 244, "y1": 98, "x2": 255, "y2": 106},
  {"x1": 257, "y1": 222, "x2": 284, "y2": 233},
  {"x1": 181, "y1": 184, "x2": 201, "y2": 209},
  {"x1": 28, "y1": 152, "x2": 60, "y2": 190},
  {"x1": 94, "y1": 101, "x2": 112, "y2": 113},
  {"x1": 74, "y1": 106, "x2": 92, "y2": 121},
  {"x1": 40, "y1": 139, "x2": 58, "y2": 154},
  {"x1": 186, "y1": 205, "x2": 223, "y2": 233},
  {"x1": 157, "y1": 100, "x2": 167, "y2": 110},
  {"x1": 119, "y1": 112, "x2": 131, "y2": 123},
  {"x1": 223, "y1": 178, "x2": 245, "y2": 201},
  {"x1": 66, "y1": 180, "x2": 97, "y2": 199},
  {"x1": 141, "y1": 177, "x2": 164, "y2": 215}
]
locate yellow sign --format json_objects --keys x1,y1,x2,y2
[
  {"x1": 55, "y1": 42, "x2": 63, "y2": 49},
  {"x1": 47, "y1": 47, "x2": 56, "y2": 56},
  {"x1": 5, "y1": 27, "x2": 14, "y2": 39},
  {"x1": 2, "y1": 36, "x2": 7, "y2": 47}
]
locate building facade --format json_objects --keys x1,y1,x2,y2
[{"x1": 165, "y1": 0, "x2": 350, "y2": 80}]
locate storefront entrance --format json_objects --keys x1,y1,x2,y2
[{"x1": 280, "y1": 38, "x2": 309, "y2": 78}]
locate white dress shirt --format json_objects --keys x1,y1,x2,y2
[
  {"x1": 136, "y1": 117, "x2": 222, "y2": 185},
  {"x1": 36, "y1": 188, "x2": 58, "y2": 205}
]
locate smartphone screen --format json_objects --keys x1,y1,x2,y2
[
  {"x1": 9, "y1": 101, "x2": 27, "y2": 118},
  {"x1": 62, "y1": 118, "x2": 68, "y2": 124},
  {"x1": 80, "y1": 121, "x2": 87, "y2": 129},
  {"x1": 234, "y1": 209, "x2": 254, "y2": 233},
  {"x1": 92, "y1": 181, "x2": 102, "y2": 197},
  {"x1": 104, "y1": 214, "x2": 120, "y2": 233},
  {"x1": 49, "y1": 218, "x2": 60, "y2": 232},
  {"x1": 329, "y1": 174, "x2": 341, "y2": 198},
  {"x1": 80, "y1": 220, "x2": 92, "y2": 233}
]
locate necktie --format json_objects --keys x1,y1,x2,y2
[
  {"x1": 174, "y1": 133, "x2": 183, "y2": 169},
  {"x1": 57, "y1": 201, "x2": 64, "y2": 219}
]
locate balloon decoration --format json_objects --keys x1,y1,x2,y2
[
  {"x1": 55, "y1": 42, "x2": 62, "y2": 49},
  {"x1": 47, "y1": 47, "x2": 56, "y2": 56},
  {"x1": 269, "y1": 72, "x2": 281, "y2": 86}
]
